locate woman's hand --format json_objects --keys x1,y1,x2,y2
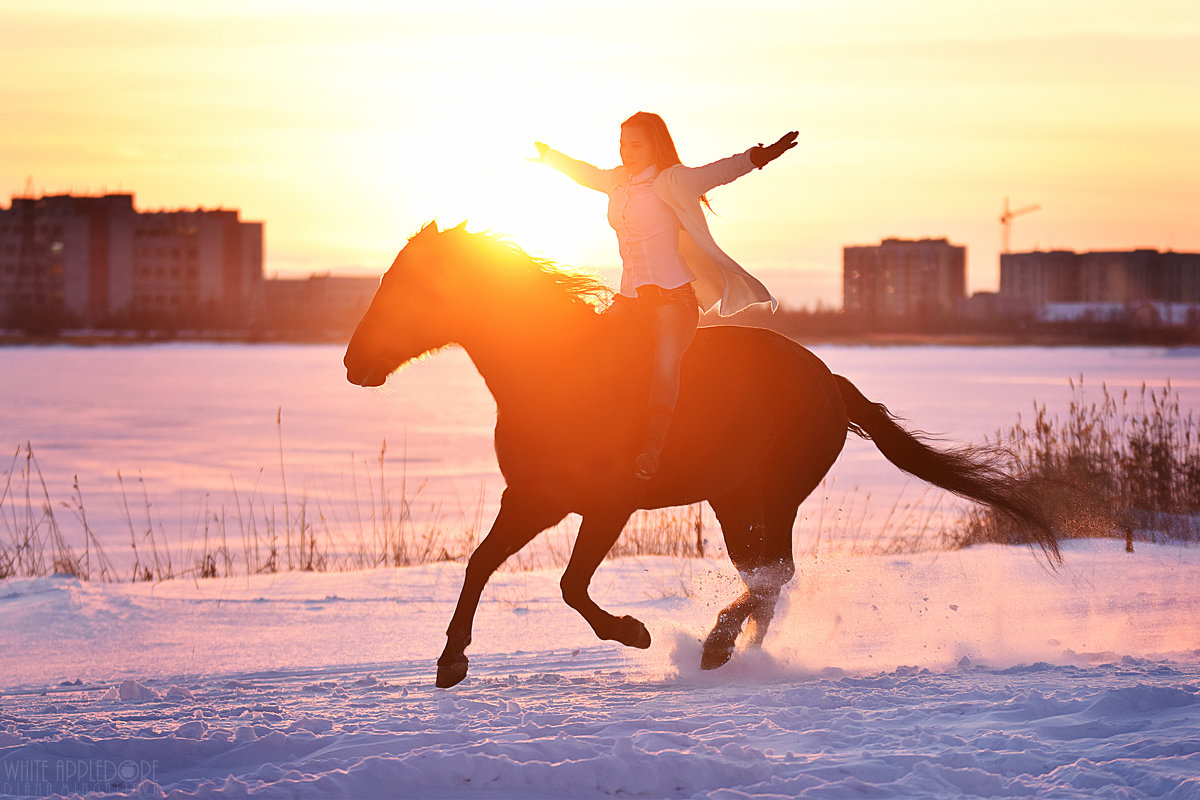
[
  {"x1": 750, "y1": 131, "x2": 798, "y2": 169},
  {"x1": 529, "y1": 141, "x2": 550, "y2": 162}
]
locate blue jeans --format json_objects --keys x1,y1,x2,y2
[{"x1": 631, "y1": 283, "x2": 699, "y2": 412}]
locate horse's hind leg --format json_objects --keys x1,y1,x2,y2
[
  {"x1": 560, "y1": 508, "x2": 648, "y2": 648},
  {"x1": 437, "y1": 489, "x2": 566, "y2": 688},
  {"x1": 702, "y1": 477, "x2": 797, "y2": 670}
]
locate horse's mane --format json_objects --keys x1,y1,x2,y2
[{"x1": 433, "y1": 225, "x2": 613, "y2": 313}]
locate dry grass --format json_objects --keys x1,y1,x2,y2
[
  {"x1": 8, "y1": 377, "x2": 1193, "y2": 582},
  {"x1": 792, "y1": 476, "x2": 963, "y2": 558},
  {"x1": 0, "y1": 439, "x2": 714, "y2": 583},
  {"x1": 953, "y1": 378, "x2": 1200, "y2": 548},
  {"x1": 0, "y1": 448, "x2": 1015, "y2": 584},
  {"x1": 0, "y1": 446, "x2": 118, "y2": 581}
]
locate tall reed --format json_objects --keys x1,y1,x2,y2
[
  {"x1": 955, "y1": 378, "x2": 1200, "y2": 548},
  {"x1": 0, "y1": 439, "x2": 712, "y2": 582}
]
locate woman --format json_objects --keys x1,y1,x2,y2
[{"x1": 533, "y1": 112, "x2": 797, "y2": 480}]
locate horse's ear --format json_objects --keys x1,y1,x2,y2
[
  {"x1": 452, "y1": 221, "x2": 468, "y2": 232},
  {"x1": 416, "y1": 221, "x2": 439, "y2": 239}
]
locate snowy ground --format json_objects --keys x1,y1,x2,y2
[{"x1": 2, "y1": 541, "x2": 1199, "y2": 799}]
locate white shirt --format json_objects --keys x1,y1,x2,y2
[
  {"x1": 608, "y1": 166, "x2": 695, "y2": 297},
  {"x1": 541, "y1": 147, "x2": 778, "y2": 316}
]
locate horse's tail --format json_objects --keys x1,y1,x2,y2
[{"x1": 833, "y1": 374, "x2": 1061, "y2": 563}]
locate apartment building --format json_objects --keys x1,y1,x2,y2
[
  {"x1": 0, "y1": 192, "x2": 263, "y2": 328},
  {"x1": 1000, "y1": 249, "x2": 1200, "y2": 311},
  {"x1": 843, "y1": 237, "x2": 966, "y2": 317}
]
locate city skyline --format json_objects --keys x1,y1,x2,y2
[{"x1": 3, "y1": 1, "x2": 1198, "y2": 308}]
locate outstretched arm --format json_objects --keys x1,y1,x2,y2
[
  {"x1": 750, "y1": 131, "x2": 799, "y2": 169},
  {"x1": 530, "y1": 142, "x2": 617, "y2": 194},
  {"x1": 673, "y1": 130, "x2": 800, "y2": 198}
]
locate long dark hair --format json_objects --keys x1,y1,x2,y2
[
  {"x1": 621, "y1": 112, "x2": 682, "y2": 170},
  {"x1": 621, "y1": 111, "x2": 711, "y2": 211}
]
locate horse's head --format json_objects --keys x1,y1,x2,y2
[
  {"x1": 344, "y1": 221, "x2": 472, "y2": 387},
  {"x1": 345, "y1": 221, "x2": 608, "y2": 388}
]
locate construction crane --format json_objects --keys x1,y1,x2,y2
[{"x1": 1000, "y1": 197, "x2": 1040, "y2": 254}]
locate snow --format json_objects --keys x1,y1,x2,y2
[
  {"x1": 3, "y1": 540, "x2": 1199, "y2": 799},
  {"x1": 5, "y1": 344, "x2": 1200, "y2": 797}
]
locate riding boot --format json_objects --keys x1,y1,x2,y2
[{"x1": 634, "y1": 404, "x2": 674, "y2": 481}]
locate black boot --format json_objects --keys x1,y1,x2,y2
[{"x1": 634, "y1": 405, "x2": 673, "y2": 481}]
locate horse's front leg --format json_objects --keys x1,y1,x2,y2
[
  {"x1": 559, "y1": 508, "x2": 648, "y2": 648},
  {"x1": 437, "y1": 490, "x2": 566, "y2": 688}
]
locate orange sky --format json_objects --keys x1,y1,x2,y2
[{"x1": 3, "y1": 1, "x2": 1198, "y2": 307}]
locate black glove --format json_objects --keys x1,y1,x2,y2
[{"x1": 750, "y1": 131, "x2": 799, "y2": 169}]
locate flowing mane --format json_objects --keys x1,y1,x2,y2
[{"x1": 431, "y1": 225, "x2": 612, "y2": 314}]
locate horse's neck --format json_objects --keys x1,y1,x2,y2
[{"x1": 461, "y1": 301, "x2": 603, "y2": 411}]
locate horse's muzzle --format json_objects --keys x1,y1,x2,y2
[
  {"x1": 345, "y1": 363, "x2": 389, "y2": 388},
  {"x1": 347, "y1": 370, "x2": 384, "y2": 388},
  {"x1": 344, "y1": 349, "x2": 390, "y2": 387}
]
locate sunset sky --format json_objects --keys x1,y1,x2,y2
[{"x1": 3, "y1": 1, "x2": 1197, "y2": 307}]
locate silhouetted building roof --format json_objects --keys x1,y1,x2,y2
[
  {"x1": 843, "y1": 237, "x2": 966, "y2": 317},
  {"x1": 260, "y1": 274, "x2": 379, "y2": 339},
  {"x1": 1000, "y1": 249, "x2": 1200, "y2": 313},
  {"x1": 0, "y1": 192, "x2": 263, "y2": 329}
]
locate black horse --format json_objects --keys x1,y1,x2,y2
[{"x1": 344, "y1": 223, "x2": 1059, "y2": 688}]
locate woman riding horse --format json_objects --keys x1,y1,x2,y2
[
  {"x1": 532, "y1": 112, "x2": 798, "y2": 479},
  {"x1": 344, "y1": 225, "x2": 1061, "y2": 689}
]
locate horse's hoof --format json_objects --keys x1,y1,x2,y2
[
  {"x1": 700, "y1": 644, "x2": 734, "y2": 671},
  {"x1": 436, "y1": 658, "x2": 469, "y2": 688},
  {"x1": 612, "y1": 615, "x2": 652, "y2": 649},
  {"x1": 700, "y1": 628, "x2": 737, "y2": 670}
]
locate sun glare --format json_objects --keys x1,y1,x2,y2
[
  {"x1": 4, "y1": 2, "x2": 1197, "y2": 300},
  {"x1": 472, "y1": 165, "x2": 615, "y2": 269},
  {"x1": 372, "y1": 110, "x2": 625, "y2": 275}
]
